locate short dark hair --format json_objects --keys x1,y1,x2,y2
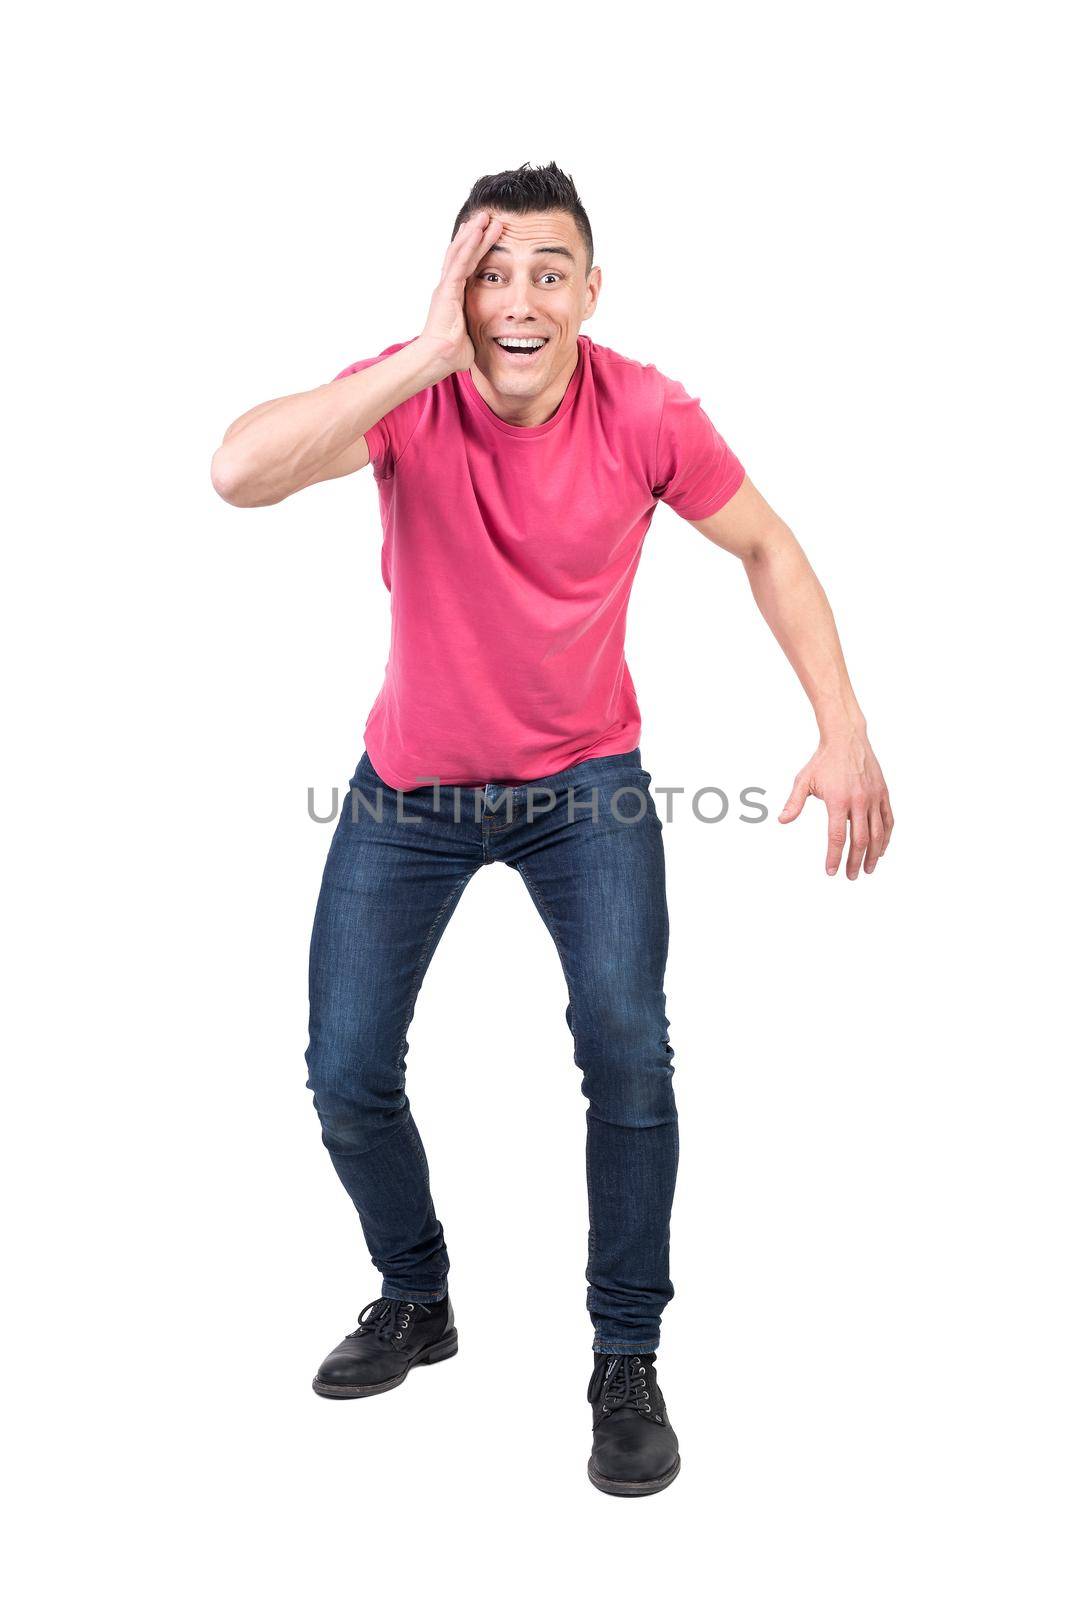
[{"x1": 451, "y1": 160, "x2": 594, "y2": 276}]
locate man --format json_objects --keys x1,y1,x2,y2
[{"x1": 211, "y1": 161, "x2": 892, "y2": 1497}]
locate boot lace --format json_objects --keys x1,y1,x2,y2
[
  {"x1": 351, "y1": 1297, "x2": 418, "y2": 1345},
  {"x1": 589, "y1": 1354, "x2": 660, "y2": 1420}
]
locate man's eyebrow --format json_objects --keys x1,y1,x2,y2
[{"x1": 484, "y1": 243, "x2": 576, "y2": 263}]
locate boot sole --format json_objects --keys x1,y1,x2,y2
[
  {"x1": 312, "y1": 1329, "x2": 459, "y2": 1399},
  {"x1": 587, "y1": 1453, "x2": 681, "y2": 1497}
]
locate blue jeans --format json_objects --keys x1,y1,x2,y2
[{"x1": 304, "y1": 747, "x2": 678, "y2": 1354}]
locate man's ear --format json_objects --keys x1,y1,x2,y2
[{"x1": 583, "y1": 265, "x2": 603, "y2": 321}]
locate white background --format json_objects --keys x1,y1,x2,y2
[{"x1": 5, "y1": 2, "x2": 1065, "y2": 1594}]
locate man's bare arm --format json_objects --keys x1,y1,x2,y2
[
  {"x1": 210, "y1": 341, "x2": 448, "y2": 507},
  {"x1": 210, "y1": 209, "x2": 505, "y2": 508},
  {"x1": 688, "y1": 476, "x2": 894, "y2": 879}
]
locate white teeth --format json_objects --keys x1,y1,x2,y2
[{"x1": 495, "y1": 337, "x2": 547, "y2": 349}]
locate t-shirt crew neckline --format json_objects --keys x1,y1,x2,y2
[{"x1": 457, "y1": 334, "x2": 587, "y2": 437}]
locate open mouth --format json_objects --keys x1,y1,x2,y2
[{"x1": 492, "y1": 336, "x2": 549, "y2": 361}]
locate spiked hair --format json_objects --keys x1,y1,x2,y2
[{"x1": 451, "y1": 160, "x2": 594, "y2": 275}]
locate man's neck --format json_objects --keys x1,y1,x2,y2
[{"x1": 468, "y1": 343, "x2": 580, "y2": 428}]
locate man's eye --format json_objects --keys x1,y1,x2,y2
[{"x1": 479, "y1": 271, "x2": 561, "y2": 285}]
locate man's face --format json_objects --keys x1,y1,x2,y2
[{"x1": 464, "y1": 209, "x2": 601, "y2": 399}]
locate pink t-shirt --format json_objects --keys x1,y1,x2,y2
[{"x1": 332, "y1": 333, "x2": 744, "y2": 790}]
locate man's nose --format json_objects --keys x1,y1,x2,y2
[{"x1": 504, "y1": 284, "x2": 535, "y2": 320}]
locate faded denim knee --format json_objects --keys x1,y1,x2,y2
[
  {"x1": 305, "y1": 1023, "x2": 411, "y2": 1158},
  {"x1": 570, "y1": 990, "x2": 676, "y2": 1130}
]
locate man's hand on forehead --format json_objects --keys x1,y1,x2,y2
[{"x1": 418, "y1": 209, "x2": 505, "y2": 378}]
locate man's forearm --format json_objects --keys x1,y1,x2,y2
[
  {"x1": 742, "y1": 535, "x2": 866, "y2": 741},
  {"x1": 691, "y1": 477, "x2": 892, "y2": 873},
  {"x1": 211, "y1": 335, "x2": 451, "y2": 507}
]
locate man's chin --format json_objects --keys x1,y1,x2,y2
[{"x1": 475, "y1": 352, "x2": 549, "y2": 394}]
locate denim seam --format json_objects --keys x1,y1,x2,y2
[
  {"x1": 379, "y1": 1282, "x2": 448, "y2": 1304},
  {"x1": 511, "y1": 860, "x2": 594, "y2": 1262},
  {"x1": 592, "y1": 1342, "x2": 660, "y2": 1355},
  {"x1": 511, "y1": 860, "x2": 578, "y2": 1018},
  {"x1": 392, "y1": 868, "x2": 479, "y2": 1074}
]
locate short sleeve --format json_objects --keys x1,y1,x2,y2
[
  {"x1": 331, "y1": 337, "x2": 426, "y2": 475},
  {"x1": 651, "y1": 372, "x2": 745, "y2": 520}
]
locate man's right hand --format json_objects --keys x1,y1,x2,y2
[
  {"x1": 212, "y1": 212, "x2": 505, "y2": 507},
  {"x1": 418, "y1": 209, "x2": 505, "y2": 376}
]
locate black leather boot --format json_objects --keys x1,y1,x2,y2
[
  {"x1": 587, "y1": 1351, "x2": 681, "y2": 1495},
  {"x1": 312, "y1": 1295, "x2": 458, "y2": 1398}
]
